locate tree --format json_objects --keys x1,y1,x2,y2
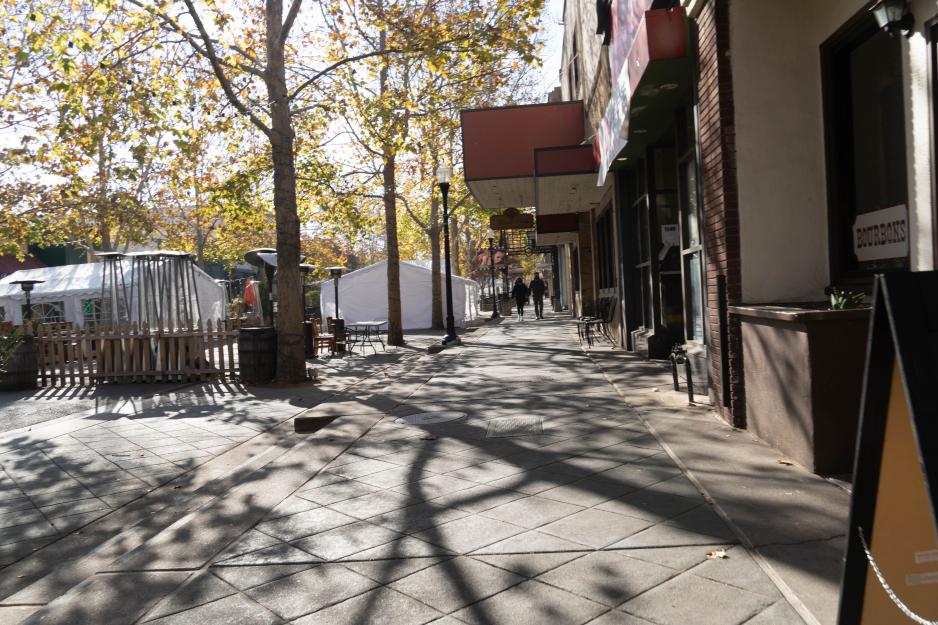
[
  {"x1": 325, "y1": 0, "x2": 543, "y2": 341},
  {"x1": 0, "y1": 1, "x2": 180, "y2": 257},
  {"x1": 114, "y1": 0, "x2": 523, "y2": 375}
]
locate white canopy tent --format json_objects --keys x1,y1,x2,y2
[
  {"x1": 0, "y1": 261, "x2": 226, "y2": 327},
  {"x1": 320, "y1": 260, "x2": 480, "y2": 330}
]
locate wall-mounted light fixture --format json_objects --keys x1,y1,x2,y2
[{"x1": 870, "y1": 0, "x2": 914, "y2": 38}]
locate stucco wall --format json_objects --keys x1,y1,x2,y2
[
  {"x1": 731, "y1": 0, "x2": 937, "y2": 301},
  {"x1": 730, "y1": 0, "x2": 862, "y2": 303},
  {"x1": 907, "y1": 0, "x2": 936, "y2": 271}
]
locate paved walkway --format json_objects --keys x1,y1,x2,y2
[{"x1": 0, "y1": 317, "x2": 849, "y2": 625}]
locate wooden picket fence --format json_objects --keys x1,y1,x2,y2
[{"x1": 31, "y1": 320, "x2": 239, "y2": 386}]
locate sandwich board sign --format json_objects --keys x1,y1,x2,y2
[{"x1": 837, "y1": 272, "x2": 938, "y2": 624}]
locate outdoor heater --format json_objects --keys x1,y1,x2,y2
[
  {"x1": 486, "y1": 228, "x2": 500, "y2": 319},
  {"x1": 11, "y1": 280, "x2": 44, "y2": 322},
  {"x1": 327, "y1": 266, "x2": 346, "y2": 319},
  {"x1": 326, "y1": 266, "x2": 347, "y2": 353},
  {"x1": 436, "y1": 165, "x2": 458, "y2": 345}
]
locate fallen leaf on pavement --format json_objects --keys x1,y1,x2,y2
[
  {"x1": 706, "y1": 549, "x2": 728, "y2": 560},
  {"x1": 777, "y1": 459, "x2": 794, "y2": 466}
]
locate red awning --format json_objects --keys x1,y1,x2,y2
[{"x1": 461, "y1": 102, "x2": 589, "y2": 209}]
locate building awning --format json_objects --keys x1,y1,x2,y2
[
  {"x1": 536, "y1": 213, "x2": 579, "y2": 246},
  {"x1": 534, "y1": 145, "x2": 606, "y2": 216},
  {"x1": 597, "y1": 7, "x2": 690, "y2": 183},
  {"x1": 461, "y1": 102, "x2": 587, "y2": 209}
]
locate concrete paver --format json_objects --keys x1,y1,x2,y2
[{"x1": 0, "y1": 317, "x2": 850, "y2": 624}]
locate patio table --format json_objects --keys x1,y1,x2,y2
[{"x1": 346, "y1": 320, "x2": 387, "y2": 353}]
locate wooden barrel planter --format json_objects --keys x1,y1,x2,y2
[
  {"x1": 238, "y1": 327, "x2": 276, "y2": 384},
  {"x1": 0, "y1": 336, "x2": 38, "y2": 391}
]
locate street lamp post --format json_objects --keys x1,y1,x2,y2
[
  {"x1": 436, "y1": 165, "x2": 458, "y2": 345},
  {"x1": 486, "y1": 228, "x2": 500, "y2": 319}
]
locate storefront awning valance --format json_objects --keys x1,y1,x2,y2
[
  {"x1": 597, "y1": 7, "x2": 691, "y2": 182},
  {"x1": 460, "y1": 102, "x2": 587, "y2": 209},
  {"x1": 535, "y1": 212, "x2": 579, "y2": 246},
  {"x1": 534, "y1": 145, "x2": 606, "y2": 215}
]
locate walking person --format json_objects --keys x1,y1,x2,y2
[
  {"x1": 511, "y1": 276, "x2": 528, "y2": 321},
  {"x1": 529, "y1": 272, "x2": 547, "y2": 319}
]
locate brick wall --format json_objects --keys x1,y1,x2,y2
[{"x1": 696, "y1": 0, "x2": 745, "y2": 426}]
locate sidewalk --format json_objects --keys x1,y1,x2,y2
[{"x1": 0, "y1": 317, "x2": 849, "y2": 625}]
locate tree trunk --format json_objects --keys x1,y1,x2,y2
[
  {"x1": 266, "y1": 0, "x2": 305, "y2": 382},
  {"x1": 379, "y1": 24, "x2": 404, "y2": 346},
  {"x1": 384, "y1": 151, "x2": 404, "y2": 345},
  {"x1": 429, "y1": 194, "x2": 442, "y2": 329}
]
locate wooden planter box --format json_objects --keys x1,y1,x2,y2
[
  {"x1": 729, "y1": 305, "x2": 871, "y2": 475},
  {"x1": 0, "y1": 336, "x2": 38, "y2": 391}
]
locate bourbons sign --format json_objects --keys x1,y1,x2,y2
[{"x1": 852, "y1": 204, "x2": 908, "y2": 263}]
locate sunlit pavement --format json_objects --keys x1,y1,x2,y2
[{"x1": 0, "y1": 316, "x2": 848, "y2": 625}]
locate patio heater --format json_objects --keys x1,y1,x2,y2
[
  {"x1": 436, "y1": 165, "x2": 458, "y2": 345},
  {"x1": 485, "y1": 228, "x2": 500, "y2": 319},
  {"x1": 327, "y1": 266, "x2": 347, "y2": 353},
  {"x1": 11, "y1": 280, "x2": 44, "y2": 323}
]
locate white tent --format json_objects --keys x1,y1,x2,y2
[
  {"x1": 320, "y1": 260, "x2": 480, "y2": 330},
  {"x1": 0, "y1": 262, "x2": 226, "y2": 327}
]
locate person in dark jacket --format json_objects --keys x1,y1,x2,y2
[
  {"x1": 510, "y1": 276, "x2": 528, "y2": 321},
  {"x1": 529, "y1": 272, "x2": 548, "y2": 319}
]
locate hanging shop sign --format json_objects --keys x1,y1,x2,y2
[
  {"x1": 490, "y1": 208, "x2": 535, "y2": 231},
  {"x1": 837, "y1": 271, "x2": 938, "y2": 625},
  {"x1": 852, "y1": 204, "x2": 908, "y2": 263}
]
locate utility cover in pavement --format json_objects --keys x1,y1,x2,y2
[
  {"x1": 395, "y1": 411, "x2": 467, "y2": 425},
  {"x1": 486, "y1": 416, "x2": 543, "y2": 438}
]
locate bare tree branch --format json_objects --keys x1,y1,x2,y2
[{"x1": 281, "y1": 0, "x2": 304, "y2": 44}]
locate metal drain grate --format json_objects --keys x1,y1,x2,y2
[
  {"x1": 395, "y1": 411, "x2": 467, "y2": 426},
  {"x1": 486, "y1": 416, "x2": 544, "y2": 438}
]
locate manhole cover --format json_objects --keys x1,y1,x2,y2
[
  {"x1": 395, "y1": 411, "x2": 467, "y2": 425},
  {"x1": 486, "y1": 416, "x2": 544, "y2": 438}
]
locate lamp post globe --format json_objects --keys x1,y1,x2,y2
[
  {"x1": 436, "y1": 165, "x2": 458, "y2": 345},
  {"x1": 486, "y1": 228, "x2": 500, "y2": 319}
]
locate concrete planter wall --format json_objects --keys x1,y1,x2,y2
[{"x1": 729, "y1": 305, "x2": 870, "y2": 475}]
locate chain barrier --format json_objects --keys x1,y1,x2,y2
[{"x1": 857, "y1": 526, "x2": 938, "y2": 625}]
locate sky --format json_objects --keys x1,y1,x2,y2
[{"x1": 537, "y1": 0, "x2": 566, "y2": 99}]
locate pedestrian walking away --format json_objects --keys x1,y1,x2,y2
[
  {"x1": 529, "y1": 272, "x2": 547, "y2": 319},
  {"x1": 511, "y1": 276, "x2": 528, "y2": 321}
]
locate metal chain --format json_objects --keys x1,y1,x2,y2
[{"x1": 857, "y1": 526, "x2": 938, "y2": 625}]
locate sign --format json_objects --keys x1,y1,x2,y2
[
  {"x1": 658, "y1": 224, "x2": 679, "y2": 261},
  {"x1": 490, "y1": 208, "x2": 534, "y2": 231},
  {"x1": 597, "y1": 63, "x2": 633, "y2": 187},
  {"x1": 837, "y1": 272, "x2": 938, "y2": 624},
  {"x1": 853, "y1": 204, "x2": 908, "y2": 263}
]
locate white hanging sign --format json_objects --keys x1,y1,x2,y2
[{"x1": 853, "y1": 204, "x2": 908, "y2": 263}]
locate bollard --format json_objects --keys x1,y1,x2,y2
[{"x1": 669, "y1": 345, "x2": 695, "y2": 404}]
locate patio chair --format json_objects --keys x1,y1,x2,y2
[
  {"x1": 575, "y1": 298, "x2": 617, "y2": 347},
  {"x1": 311, "y1": 318, "x2": 334, "y2": 356}
]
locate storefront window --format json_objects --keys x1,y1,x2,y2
[
  {"x1": 595, "y1": 208, "x2": 616, "y2": 289},
  {"x1": 824, "y1": 19, "x2": 908, "y2": 282},
  {"x1": 24, "y1": 301, "x2": 65, "y2": 324}
]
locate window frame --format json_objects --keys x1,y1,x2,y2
[{"x1": 821, "y1": 11, "x2": 909, "y2": 288}]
